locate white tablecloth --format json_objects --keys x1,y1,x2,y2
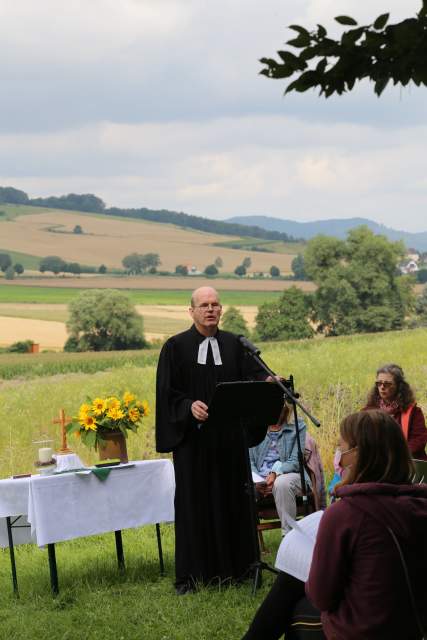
[
  {"x1": 0, "y1": 459, "x2": 175, "y2": 548},
  {"x1": 0, "y1": 477, "x2": 32, "y2": 547}
]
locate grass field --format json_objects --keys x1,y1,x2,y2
[
  {"x1": 0, "y1": 249, "x2": 41, "y2": 270},
  {"x1": 0, "y1": 284, "x2": 291, "y2": 305},
  {"x1": 1, "y1": 327, "x2": 426, "y2": 638},
  {"x1": 1, "y1": 327, "x2": 427, "y2": 475},
  {"x1": 0, "y1": 523, "x2": 281, "y2": 639}
]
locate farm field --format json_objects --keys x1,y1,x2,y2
[
  {"x1": 1, "y1": 328, "x2": 426, "y2": 639},
  {"x1": 0, "y1": 276, "x2": 315, "y2": 293},
  {"x1": 0, "y1": 303, "x2": 260, "y2": 346},
  {"x1": 0, "y1": 205, "x2": 299, "y2": 274},
  {"x1": 0, "y1": 282, "x2": 313, "y2": 348}
]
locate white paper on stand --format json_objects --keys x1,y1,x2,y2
[{"x1": 275, "y1": 510, "x2": 323, "y2": 582}]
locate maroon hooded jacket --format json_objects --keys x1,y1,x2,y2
[{"x1": 306, "y1": 483, "x2": 427, "y2": 640}]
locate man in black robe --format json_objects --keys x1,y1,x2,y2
[{"x1": 155, "y1": 286, "x2": 268, "y2": 594}]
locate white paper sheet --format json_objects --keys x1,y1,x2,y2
[{"x1": 275, "y1": 510, "x2": 323, "y2": 582}]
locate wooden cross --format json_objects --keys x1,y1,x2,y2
[{"x1": 53, "y1": 409, "x2": 73, "y2": 454}]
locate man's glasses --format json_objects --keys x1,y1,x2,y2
[
  {"x1": 375, "y1": 381, "x2": 394, "y2": 388},
  {"x1": 193, "y1": 303, "x2": 221, "y2": 311}
]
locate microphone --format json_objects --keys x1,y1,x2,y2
[{"x1": 238, "y1": 335, "x2": 261, "y2": 355}]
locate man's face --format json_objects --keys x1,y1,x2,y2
[{"x1": 189, "y1": 288, "x2": 222, "y2": 335}]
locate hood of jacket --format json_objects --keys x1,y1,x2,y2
[{"x1": 335, "y1": 482, "x2": 427, "y2": 539}]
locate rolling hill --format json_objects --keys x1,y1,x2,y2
[
  {"x1": 227, "y1": 216, "x2": 427, "y2": 251},
  {"x1": 0, "y1": 204, "x2": 299, "y2": 275}
]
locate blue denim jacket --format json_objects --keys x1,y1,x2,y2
[{"x1": 249, "y1": 419, "x2": 311, "y2": 485}]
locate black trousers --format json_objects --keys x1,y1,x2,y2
[{"x1": 242, "y1": 572, "x2": 321, "y2": 640}]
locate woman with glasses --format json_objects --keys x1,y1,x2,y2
[
  {"x1": 242, "y1": 410, "x2": 427, "y2": 640},
  {"x1": 364, "y1": 363, "x2": 427, "y2": 460}
]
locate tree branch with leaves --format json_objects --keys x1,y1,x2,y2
[{"x1": 260, "y1": 1, "x2": 427, "y2": 97}]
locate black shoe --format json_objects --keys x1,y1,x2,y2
[{"x1": 175, "y1": 581, "x2": 195, "y2": 595}]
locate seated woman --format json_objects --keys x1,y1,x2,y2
[
  {"x1": 364, "y1": 363, "x2": 427, "y2": 460},
  {"x1": 249, "y1": 403, "x2": 311, "y2": 537},
  {"x1": 242, "y1": 410, "x2": 427, "y2": 640}
]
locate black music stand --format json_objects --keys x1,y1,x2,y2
[{"x1": 207, "y1": 380, "x2": 284, "y2": 593}]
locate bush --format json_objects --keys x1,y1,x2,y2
[
  {"x1": 221, "y1": 307, "x2": 248, "y2": 335},
  {"x1": 98, "y1": 264, "x2": 107, "y2": 274},
  {"x1": 255, "y1": 287, "x2": 313, "y2": 341},
  {"x1": 0, "y1": 253, "x2": 12, "y2": 272},
  {"x1": 66, "y1": 289, "x2": 147, "y2": 351},
  {"x1": 39, "y1": 256, "x2": 66, "y2": 274},
  {"x1": 175, "y1": 264, "x2": 189, "y2": 276},
  {"x1": 14, "y1": 263, "x2": 24, "y2": 275},
  {"x1": 204, "y1": 264, "x2": 218, "y2": 276},
  {"x1": 4, "y1": 266, "x2": 15, "y2": 280},
  {"x1": 8, "y1": 340, "x2": 34, "y2": 353},
  {"x1": 73, "y1": 224, "x2": 83, "y2": 234},
  {"x1": 270, "y1": 265, "x2": 280, "y2": 277},
  {"x1": 234, "y1": 265, "x2": 246, "y2": 277}
]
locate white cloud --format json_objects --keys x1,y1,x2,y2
[{"x1": 0, "y1": 0, "x2": 426, "y2": 232}]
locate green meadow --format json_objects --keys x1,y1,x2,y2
[
  {"x1": 0, "y1": 285, "x2": 283, "y2": 306},
  {"x1": 1, "y1": 327, "x2": 426, "y2": 639}
]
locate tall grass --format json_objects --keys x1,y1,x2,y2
[
  {"x1": 1, "y1": 328, "x2": 426, "y2": 477},
  {"x1": 1, "y1": 328, "x2": 427, "y2": 639},
  {"x1": 0, "y1": 349, "x2": 160, "y2": 380}
]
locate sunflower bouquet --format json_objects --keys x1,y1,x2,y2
[{"x1": 67, "y1": 391, "x2": 150, "y2": 449}]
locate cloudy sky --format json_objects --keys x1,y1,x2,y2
[{"x1": 0, "y1": 0, "x2": 426, "y2": 231}]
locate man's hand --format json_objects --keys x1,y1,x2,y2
[
  {"x1": 191, "y1": 400, "x2": 209, "y2": 422},
  {"x1": 265, "y1": 375, "x2": 285, "y2": 383}
]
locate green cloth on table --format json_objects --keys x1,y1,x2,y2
[{"x1": 90, "y1": 467, "x2": 112, "y2": 481}]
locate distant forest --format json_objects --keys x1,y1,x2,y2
[{"x1": 0, "y1": 186, "x2": 300, "y2": 244}]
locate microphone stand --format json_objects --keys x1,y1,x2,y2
[{"x1": 239, "y1": 336, "x2": 320, "y2": 518}]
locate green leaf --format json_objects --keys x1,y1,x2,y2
[
  {"x1": 299, "y1": 46, "x2": 319, "y2": 61},
  {"x1": 374, "y1": 77, "x2": 390, "y2": 96},
  {"x1": 316, "y1": 58, "x2": 328, "y2": 74},
  {"x1": 288, "y1": 25, "x2": 310, "y2": 38},
  {"x1": 335, "y1": 15, "x2": 358, "y2": 26},
  {"x1": 342, "y1": 27, "x2": 366, "y2": 45},
  {"x1": 85, "y1": 430, "x2": 97, "y2": 448},
  {"x1": 259, "y1": 57, "x2": 279, "y2": 68},
  {"x1": 317, "y1": 24, "x2": 327, "y2": 38},
  {"x1": 278, "y1": 50, "x2": 307, "y2": 70},
  {"x1": 287, "y1": 35, "x2": 311, "y2": 48},
  {"x1": 66, "y1": 422, "x2": 81, "y2": 435},
  {"x1": 373, "y1": 13, "x2": 389, "y2": 30}
]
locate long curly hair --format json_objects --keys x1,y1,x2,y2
[{"x1": 366, "y1": 363, "x2": 415, "y2": 411}]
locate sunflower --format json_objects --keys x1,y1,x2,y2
[
  {"x1": 139, "y1": 400, "x2": 150, "y2": 417},
  {"x1": 107, "y1": 406, "x2": 125, "y2": 421},
  {"x1": 128, "y1": 407, "x2": 140, "y2": 423},
  {"x1": 123, "y1": 391, "x2": 136, "y2": 407},
  {"x1": 80, "y1": 414, "x2": 98, "y2": 431},
  {"x1": 78, "y1": 403, "x2": 91, "y2": 418},
  {"x1": 92, "y1": 397, "x2": 107, "y2": 416},
  {"x1": 106, "y1": 396, "x2": 121, "y2": 411}
]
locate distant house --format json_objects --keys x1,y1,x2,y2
[
  {"x1": 188, "y1": 266, "x2": 202, "y2": 276},
  {"x1": 400, "y1": 259, "x2": 419, "y2": 275},
  {"x1": 406, "y1": 249, "x2": 420, "y2": 263}
]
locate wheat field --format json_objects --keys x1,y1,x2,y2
[{"x1": 0, "y1": 209, "x2": 298, "y2": 273}]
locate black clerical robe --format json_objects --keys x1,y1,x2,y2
[{"x1": 155, "y1": 325, "x2": 266, "y2": 586}]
